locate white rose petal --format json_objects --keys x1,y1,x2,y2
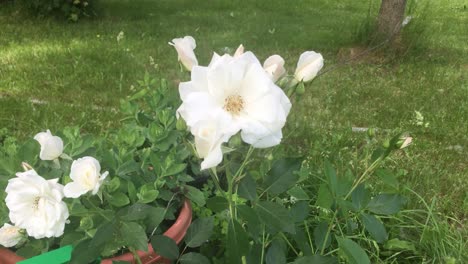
[
  {"x1": 400, "y1": 136, "x2": 413, "y2": 149},
  {"x1": 169, "y1": 36, "x2": 198, "y2": 71},
  {"x1": 34, "y1": 130, "x2": 64, "y2": 160},
  {"x1": 0, "y1": 223, "x2": 23, "y2": 247},
  {"x1": 233, "y1": 44, "x2": 244, "y2": 57},
  {"x1": 177, "y1": 51, "x2": 291, "y2": 154},
  {"x1": 64, "y1": 156, "x2": 108, "y2": 198},
  {"x1": 5, "y1": 170, "x2": 69, "y2": 239},
  {"x1": 191, "y1": 114, "x2": 233, "y2": 170},
  {"x1": 294, "y1": 51, "x2": 324, "y2": 82},
  {"x1": 263, "y1": 54, "x2": 286, "y2": 82}
]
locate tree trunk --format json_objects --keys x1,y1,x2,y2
[{"x1": 377, "y1": 0, "x2": 407, "y2": 40}]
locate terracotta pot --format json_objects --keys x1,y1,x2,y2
[{"x1": 0, "y1": 200, "x2": 192, "y2": 264}]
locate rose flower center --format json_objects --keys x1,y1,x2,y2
[
  {"x1": 32, "y1": 197, "x2": 41, "y2": 210},
  {"x1": 224, "y1": 95, "x2": 244, "y2": 116}
]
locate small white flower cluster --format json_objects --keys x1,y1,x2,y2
[
  {"x1": 169, "y1": 36, "x2": 324, "y2": 170},
  {"x1": 1, "y1": 130, "x2": 107, "y2": 247}
]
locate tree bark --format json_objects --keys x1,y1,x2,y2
[{"x1": 377, "y1": 0, "x2": 407, "y2": 40}]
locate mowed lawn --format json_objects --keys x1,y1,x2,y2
[{"x1": 0, "y1": 0, "x2": 466, "y2": 237}]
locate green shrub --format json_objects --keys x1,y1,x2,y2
[{"x1": 17, "y1": 0, "x2": 95, "y2": 21}]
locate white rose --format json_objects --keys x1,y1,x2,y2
[
  {"x1": 169, "y1": 36, "x2": 198, "y2": 71},
  {"x1": 177, "y1": 52, "x2": 291, "y2": 149},
  {"x1": 64, "y1": 156, "x2": 109, "y2": 198},
  {"x1": 34, "y1": 130, "x2": 64, "y2": 160},
  {"x1": 233, "y1": 44, "x2": 244, "y2": 57},
  {"x1": 294, "y1": 51, "x2": 324, "y2": 82},
  {"x1": 0, "y1": 223, "x2": 23, "y2": 247},
  {"x1": 263, "y1": 55, "x2": 286, "y2": 82},
  {"x1": 5, "y1": 170, "x2": 69, "y2": 239}
]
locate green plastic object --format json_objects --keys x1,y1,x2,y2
[{"x1": 17, "y1": 245, "x2": 72, "y2": 264}]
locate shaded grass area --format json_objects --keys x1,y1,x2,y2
[{"x1": 0, "y1": 0, "x2": 467, "y2": 260}]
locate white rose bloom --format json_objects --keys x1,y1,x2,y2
[
  {"x1": 294, "y1": 51, "x2": 324, "y2": 82},
  {"x1": 0, "y1": 223, "x2": 23, "y2": 247},
  {"x1": 263, "y1": 55, "x2": 286, "y2": 82},
  {"x1": 233, "y1": 44, "x2": 244, "y2": 57},
  {"x1": 33, "y1": 129, "x2": 64, "y2": 160},
  {"x1": 169, "y1": 36, "x2": 198, "y2": 71},
  {"x1": 5, "y1": 170, "x2": 69, "y2": 239},
  {"x1": 64, "y1": 156, "x2": 109, "y2": 198},
  {"x1": 177, "y1": 52, "x2": 291, "y2": 149}
]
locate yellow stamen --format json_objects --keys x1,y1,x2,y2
[{"x1": 224, "y1": 95, "x2": 244, "y2": 116}]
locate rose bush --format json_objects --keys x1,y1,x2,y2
[{"x1": 0, "y1": 36, "x2": 415, "y2": 263}]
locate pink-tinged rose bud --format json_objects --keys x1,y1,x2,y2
[
  {"x1": 399, "y1": 136, "x2": 413, "y2": 149},
  {"x1": 294, "y1": 51, "x2": 324, "y2": 82},
  {"x1": 169, "y1": 36, "x2": 198, "y2": 71},
  {"x1": 263, "y1": 55, "x2": 286, "y2": 82}
]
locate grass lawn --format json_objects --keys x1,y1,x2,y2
[{"x1": 1, "y1": 0, "x2": 467, "y2": 261}]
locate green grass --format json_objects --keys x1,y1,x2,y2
[{"x1": 0, "y1": 0, "x2": 467, "y2": 261}]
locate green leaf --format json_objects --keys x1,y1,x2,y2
[
  {"x1": 117, "y1": 160, "x2": 140, "y2": 178},
  {"x1": 137, "y1": 184, "x2": 159, "y2": 204},
  {"x1": 179, "y1": 252, "x2": 210, "y2": 264},
  {"x1": 263, "y1": 158, "x2": 302, "y2": 195},
  {"x1": 121, "y1": 222, "x2": 148, "y2": 252},
  {"x1": 384, "y1": 238, "x2": 416, "y2": 253},
  {"x1": 291, "y1": 226, "x2": 312, "y2": 256},
  {"x1": 238, "y1": 174, "x2": 257, "y2": 201},
  {"x1": 376, "y1": 169, "x2": 399, "y2": 189},
  {"x1": 151, "y1": 235, "x2": 179, "y2": 260},
  {"x1": 106, "y1": 192, "x2": 130, "y2": 207},
  {"x1": 162, "y1": 163, "x2": 186, "y2": 177},
  {"x1": 16, "y1": 240, "x2": 45, "y2": 258},
  {"x1": 324, "y1": 160, "x2": 337, "y2": 196},
  {"x1": 266, "y1": 239, "x2": 286, "y2": 264},
  {"x1": 18, "y1": 139, "x2": 39, "y2": 165},
  {"x1": 206, "y1": 196, "x2": 228, "y2": 213},
  {"x1": 336, "y1": 237, "x2": 370, "y2": 264},
  {"x1": 237, "y1": 204, "x2": 261, "y2": 237},
  {"x1": 70, "y1": 239, "x2": 101, "y2": 264},
  {"x1": 290, "y1": 200, "x2": 310, "y2": 223},
  {"x1": 60, "y1": 232, "x2": 86, "y2": 247},
  {"x1": 127, "y1": 180, "x2": 137, "y2": 203},
  {"x1": 287, "y1": 186, "x2": 310, "y2": 200},
  {"x1": 314, "y1": 221, "x2": 331, "y2": 250},
  {"x1": 90, "y1": 221, "x2": 117, "y2": 250},
  {"x1": 255, "y1": 201, "x2": 295, "y2": 234},
  {"x1": 292, "y1": 255, "x2": 338, "y2": 264},
  {"x1": 316, "y1": 183, "x2": 333, "y2": 209},
  {"x1": 351, "y1": 184, "x2": 370, "y2": 211},
  {"x1": 360, "y1": 213, "x2": 388, "y2": 243},
  {"x1": 367, "y1": 194, "x2": 406, "y2": 215},
  {"x1": 227, "y1": 219, "x2": 249, "y2": 264},
  {"x1": 184, "y1": 217, "x2": 214, "y2": 248},
  {"x1": 145, "y1": 207, "x2": 166, "y2": 231},
  {"x1": 117, "y1": 203, "x2": 152, "y2": 221},
  {"x1": 107, "y1": 177, "x2": 121, "y2": 193},
  {"x1": 185, "y1": 185, "x2": 206, "y2": 206}
]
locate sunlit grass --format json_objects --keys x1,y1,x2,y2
[{"x1": 0, "y1": 0, "x2": 466, "y2": 260}]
